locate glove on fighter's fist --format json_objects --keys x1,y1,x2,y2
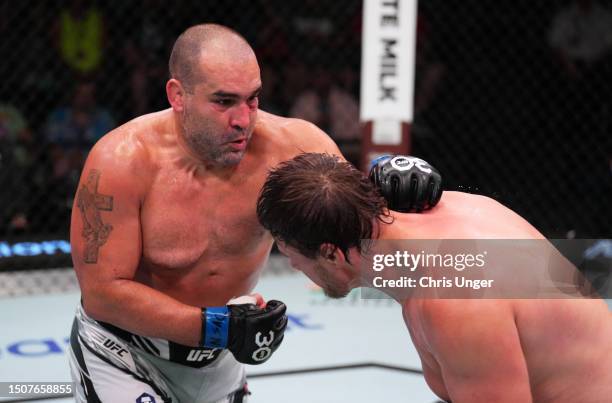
[
  {"x1": 369, "y1": 155, "x2": 443, "y2": 212},
  {"x1": 201, "y1": 297, "x2": 287, "y2": 365}
]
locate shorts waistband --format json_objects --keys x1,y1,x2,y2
[{"x1": 78, "y1": 303, "x2": 225, "y2": 368}]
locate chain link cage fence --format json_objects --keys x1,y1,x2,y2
[{"x1": 0, "y1": 0, "x2": 610, "y2": 270}]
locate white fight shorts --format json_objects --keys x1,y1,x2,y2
[{"x1": 68, "y1": 304, "x2": 248, "y2": 403}]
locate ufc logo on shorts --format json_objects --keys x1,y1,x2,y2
[
  {"x1": 103, "y1": 338, "x2": 128, "y2": 357},
  {"x1": 186, "y1": 348, "x2": 217, "y2": 362},
  {"x1": 390, "y1": 156, "x2": 432, "y2": 174},
  {"x1": 251, "y1": 331, "x2": 274, "y2": 362}
]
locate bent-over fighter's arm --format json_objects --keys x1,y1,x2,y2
[
  {"x1": 71, "y1": 134, "x2": 204, "y2": 347},
  {"x1": 425, "y1": 300, "x2": 532, "y2": 403}
]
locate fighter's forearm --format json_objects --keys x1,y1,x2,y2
[{"x1": 82, "y1": 279, "x2": 202, "y2": 347}]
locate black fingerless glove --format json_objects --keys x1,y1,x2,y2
[
  {"x1": 369, "y1": 155, "x2": 443, "y2": 212},
  {"x1": 201, "y1": 300, "x2": 288, "y2": 365}
]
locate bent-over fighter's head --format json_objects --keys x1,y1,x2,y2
[
  {"x1": 167, "y1": 24, "x2": 261, "y2": 167},
  {"x1": 257, "y1": 153, "x2": 391, "y2": 298}
]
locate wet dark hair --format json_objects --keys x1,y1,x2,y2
[{"x1": 257, "y1": 153, "x2": 392, "y2": 260}]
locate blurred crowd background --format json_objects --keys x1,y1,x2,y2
[{"x1": 0, "y1": 0, "x2": 610, "y2": 258}]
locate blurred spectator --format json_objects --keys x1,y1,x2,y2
[
  {"x1": 0, "y1": 104, "x2": 33, "y2": 167},
  {"x1": 548, "y1": 0, "x2": 612, "y2": 80},
  {"x1": 121, "y1": 0, "x2": 172, "y2": 118},
  {"x1": 0, "y1": 104, "x2": 43, "y2": 234},
  {"x1": 52, "y1": 0, "x2": 107, "y2": 79},
  {"x1": 547, "y1": 0, "x2": 612, "y2": 237},
  {"x1": 289, "y1": 66, "x2": 361, "y2": 165},
  {"x1": 44, "y1": 80, "x2": 114, "y2": 193},
  {"x1": 547, "y1": 0, "x2": 612, "y2": 127}
]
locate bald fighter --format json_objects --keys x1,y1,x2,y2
[
  {"x1": 68, "y1": 24, "x2": 442, "y2": 402},
  {"x1": 256, "y1": 153, "x2": 612, "y2": 403}
]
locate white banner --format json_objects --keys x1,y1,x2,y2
[{"x1": 360, "y1": 0, "x2": 417, "y2": 122}]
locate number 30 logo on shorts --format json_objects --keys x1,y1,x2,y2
[
  {"x1": 252, "y1": 331, "x2": 274, "y2": 362},
  {"x1": 390, "y1": 156, "x2": 432, "y2": 174}
]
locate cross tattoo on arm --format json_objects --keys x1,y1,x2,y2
[{"x1": 77, "y1": 170, "x2": 114, "y2": 263}]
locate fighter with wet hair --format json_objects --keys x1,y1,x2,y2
[{"x1": 257, "y1": 152, "x2": 612, "y2": 403}]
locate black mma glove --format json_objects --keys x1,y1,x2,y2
[
  {"x1": 369, "y1": 155, "x2": 443, "y2": 212},
  {"x1": 201, "y1": 298, "x2": 287, "y2": 365}
]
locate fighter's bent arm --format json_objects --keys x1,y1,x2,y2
[
  {"x1": 70, "y1": 136, "x2": 202, "y2": 347},
  {"x1": 425, "y1": 300, "x2": 533, "y2": 403}
]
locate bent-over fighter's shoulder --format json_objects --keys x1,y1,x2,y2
[
  {"x1": 440, "y1": 191, "x2": 545, "y2": 239},
  {"x1": 255, "y1": 110, "x2": 343, "y2": 160}
]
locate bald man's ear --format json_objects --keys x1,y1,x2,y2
[{"x1": 166, "y1": 78, "x2": 186, "y2": 112}]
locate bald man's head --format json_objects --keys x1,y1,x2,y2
[{"x1": 169, "y1": 24, "x2": 256, "y2": 92}]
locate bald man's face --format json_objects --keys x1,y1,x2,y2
[{"x1": 180, "y1": 49, "x2": 261, "y2": 167}]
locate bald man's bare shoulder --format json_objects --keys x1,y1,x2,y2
[
  {"x1": 86, "y1": 109, "x2": 174, "y2": 177},
  {"x1": 254, "y1": 110, "x2": 342, "y2": 158}
]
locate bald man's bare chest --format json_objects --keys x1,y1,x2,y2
[{"x1": 139, "y1": 164, "x2": 271, "y2": 270}]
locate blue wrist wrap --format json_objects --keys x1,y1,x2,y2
[{"x1": 201, "y1": 306, "x2": 230, "y2": 348}]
